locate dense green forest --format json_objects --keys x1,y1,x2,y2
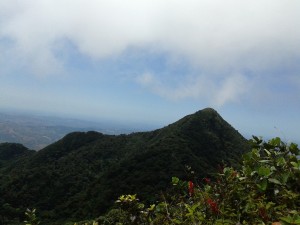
[{"x1": 0, "y1": 108, "x2": 250, "y2": 224}]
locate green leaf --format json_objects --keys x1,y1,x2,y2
[
  {"x1": 280, "y1": 216, "x2": 294, "y2": 223},
  {"x1": 289, "y1": 143, "x2": 299, "y2": 155},
  {"x1": 250, "y1": 170, "x2": 257, "y2": 176},
  {"x1": 291, "y1": 161, "x2": 298, "y2": 166},
  {"x1": 243, "y1": 152, "x2": 252, "y2": 161},
  {"x1": 258, "y1": 166, "x2": 271, "y2": 177},
  {"x1": 148, "y1": 204, "x2": 155, "y2": 211},
  {"x1": 269, "y1": 137, "x2": 281, "y2": 146},
  {"x1": 264, "y1": 149, "x2": 271, "y2": 156},
  {"x1": 276, "y1": 157, "x2": 286, "y2": 166},
  {"x1": 268, "y1": 178, "x2": 282, "y2": 185},
  {"x1": 291, "y1": 161, "x2": 299, "y2": 169},
  {"x1": 252, "y1": 149, "x2": 260, "y2": 158},
  {"x1": 280, "y1": 173, "x2": 290, "y2": 184},
  {"x1": 252, "y1": 135, "x2": 261, "y2": 143},
  {"x1": 259, "y1": 160, "x2": 271, "y2": 163},
  {"x1": 265, "y1": 201, "x2": 275, "y2": 210},
  {"x1": 280, "y1": 218, "x2": 291, "y2": 223},
  {"x1": 172, "y1": 177, "x2": 179, "y2": 185},
  {"x1": 172, "y1": 218, "x2": 182, "y2": 224},
  {"x1": 257, "y1": 179, "x2": 268, "y2": 191}
]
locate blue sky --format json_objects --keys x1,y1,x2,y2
[{"x1": 0, "y1": 0, "x2": 300, "y2": 143}]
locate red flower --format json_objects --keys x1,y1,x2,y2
[
  {"x1": 259, "y1": 207, "x2": 269, "y2": 221},
  {"x1": 188, "y1": 181, "x2": 194, "y2": 196},
  {"x1": 206, "y1": 198, "x2": 219, "y2": 214},
  {"x1": 203, "y1": 177, "x2": 211, "y2": 184}
]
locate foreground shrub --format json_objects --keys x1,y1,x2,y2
[{"x1": 105, "y1": 137, "x2": 300, "y2": 224}]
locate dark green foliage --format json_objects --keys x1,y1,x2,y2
[
  {"x1": 0, "y1": 108, "x2": 249, "y2": 224},
  {"x1": 24, "y1": 208, "x2": 40, "y2": 225},
  {"x1": 103, "y1": 137, "x2": 300, "y2": 224},
  {"x1": 0, "y1": 143, "x2": 33, "y2": 161}
]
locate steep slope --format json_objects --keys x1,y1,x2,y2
[
  {"x1": 0, "y1": 108, "x2": 249, "y2": 224},
  {"x1": 84, "y1": 108, "x2": 249, "y2": 217}
]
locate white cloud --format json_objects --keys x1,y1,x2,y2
[
  {"x1": 0, "y1": 0, "x2": 299, "y2": 104},
  {"x1": 136, "y1": 72, "x2": 251, "y2": 106},
  {"x1": 1, "y1": 0, "x2": 299, "y2": 69},
  {"x1": 213, "y1": 73, "x2": 251, "y2": 106}
]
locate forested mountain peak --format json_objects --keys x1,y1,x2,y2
[{"x1": 0, "y1": 108, "x2": 250, "y2": 224}]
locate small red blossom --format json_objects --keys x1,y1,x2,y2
[
  {"x1": 206, "y1": 198, "x2": 219, "y2": 214},
  {"x1": 188, "y1": 181, "x2": 194, "y2": 196},
  {"x1": 259, "y1": 207, "x2": 269, "y2": 221},
  {"x1": 203, "y1": 177, "x2": 211, "y2": 184}
]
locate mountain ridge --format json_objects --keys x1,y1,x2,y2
[{"x1": 0, "y1": 108, "x2": 250, "y2": 224}]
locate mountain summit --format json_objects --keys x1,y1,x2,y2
[{"x1": 0, "y1": 108, "x2": 249, "y2": 223}]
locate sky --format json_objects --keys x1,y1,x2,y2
[{"x1": 0, "y1": 0, "x2": 300, "y2": 143}]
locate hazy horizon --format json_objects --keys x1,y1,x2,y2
[{"x1": 0, "y1": 107, "x2": 298, "y2": 145}]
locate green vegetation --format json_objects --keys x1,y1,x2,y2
[
  {"x1": 24, "y1": 209, "x2": 40, "y2": 225},
  {"x1": 0, "y1": 108, "x2": 249, "y2": 224},
  {"x1": 0, "y1": 143, "x2": 34, "y2": 168},
  {"x1": 90, "y1": 136, "x2": 300, "y2": 224},
  {"x1": 23, "y1": 136, "x2": 300, "y2": 224}
]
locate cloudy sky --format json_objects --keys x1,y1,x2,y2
[{"x1": 0, "y1": 0, "x2": 299, "y2": 142}]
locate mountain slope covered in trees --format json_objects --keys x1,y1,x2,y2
[{"x1": 0, "y1": 108, "x2": 250, "y2": 224}]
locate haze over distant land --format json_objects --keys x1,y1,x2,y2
[
  {"x1": 0, "y1": 1, "x2": 299, "y2": 143},
  {"x1": 0, "y1": 110, "x2": 155, "y2": 150}
]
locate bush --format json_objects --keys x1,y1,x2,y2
[{"x1": 108, "y1": 137, "x2": 300, "y2": 224}]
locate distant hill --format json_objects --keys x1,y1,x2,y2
[
  {"x1": 0, "y1": 112, "x2": 146, "y2": 150},
  {"x1": 0, "y1": 143, "x2": 35, "y2": 168},
  {"x1": 0, "y1": 108, "x2": 250, "y2": 224}
]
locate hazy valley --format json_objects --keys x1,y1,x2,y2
[{"x1": 0, "y1": 111, "x2": 149, "y2": 150}]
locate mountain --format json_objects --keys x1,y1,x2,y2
[
  {"x1": 0, "y1": 108, "x2": 250, "y2": 224},
  {"x1": 0, "y1": 143, "x2": 35, "y2": 167}
]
